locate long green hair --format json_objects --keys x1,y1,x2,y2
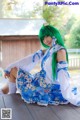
[{"x1": 38, "y1": 24, "x2": 68, "y2": 80}]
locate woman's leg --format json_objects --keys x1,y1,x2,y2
[
  {"x1": 1, "y1": 84, "x2": 9, "y2": 94},
  {"x1": 2, "y1": 67, "x2": 18, "y2": 94},
  {"x1": 9, "y1": 67, "x2": 18, "y2": 83}
]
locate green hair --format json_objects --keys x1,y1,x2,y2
[{"x1": 38, "y1": 24, "x2": 68, "y2": 81}]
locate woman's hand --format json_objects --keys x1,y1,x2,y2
[
  {"x1": 4, "y1": 67, "x2": 18, "y2": 78},
  {"x1": 4, "y1": 72, "x2": 10, "y2": 78}
]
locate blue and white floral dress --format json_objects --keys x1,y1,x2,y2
[{"x1": 5, "y1": 44, "x2": 80, "y2": 106}]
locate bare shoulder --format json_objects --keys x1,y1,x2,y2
[
  {"x1": 57, "y1": 49, "x2": 66, "y2": 62},
  {"x1": 57, "y1": 49, "x2": 66, "y2": 55}
]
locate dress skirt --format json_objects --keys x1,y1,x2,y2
[{"x1": 16, "y1": 68, "x2": 68, "y2": 105}]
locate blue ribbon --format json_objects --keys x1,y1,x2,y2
[{"x1": 32, "y1": 50, "x2": 43, "y2": 62}]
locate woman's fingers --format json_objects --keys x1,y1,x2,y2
[
  {"x1": 4, "y1": 73, "x2": 10, "y2": 78},
  {"x1": 4, "y1": 67, "x2": 17, "y2": 79}
]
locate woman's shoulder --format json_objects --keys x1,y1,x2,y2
[
  {"x1": 56, "y1": 44, "x2": 67, "y2": 53},
  {"x1": 57, "y1": 49, "x2": 66, "y2": 62},
  {"x1": 57, "y1": 48, "x2": 66, "y2": 54}
]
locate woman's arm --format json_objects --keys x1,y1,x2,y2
[
  {"x1": 57, "y1": 49, "x2": 80, "y2": 106},
  {"x1": 57, "y1": 49, "x2": 66, "y2": 62},
  {"x1": 4, "y1": 49, "x2": 44, "y2": 74}
]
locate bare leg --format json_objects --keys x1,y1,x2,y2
[
  {"x1": 2, "y1": 84, "x2": 9, "y2": 94},
  {"x1": 2, "y1": 67, "x2": 18, "y2": 94},
  {"x1": 9, "y1": 67, "x2": 18, "y2": 83}
]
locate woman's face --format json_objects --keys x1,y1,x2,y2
[{"x1": 43, "y1": 36, "x2": 52, "y2": 47}]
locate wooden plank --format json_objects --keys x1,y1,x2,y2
[
  {"x1": 27, "y1": 104, "x2": 60, "y2": 120},
  {"x1": 3, "y1": 93, "x2": 80, "y2": 120},
  {"x1": 3, "y1": 94, "x2": 33, "y2": 120},
  {"x1": 0, "y1": 95, "x2": 5, "y2": 120},
  {"x1": 0, "y1": 96, "x2": 5, "y2": 108},
  {"x1": 2, "y1": 39, "x2": 40, "y2": 68},
  {"x1": 0, "y1": 35, "x2": 38, "y2": 41},
  {"x1": 70, "y1": 104, "x2": 80, "y2": 114},
  {"x1": 50, "y1": 104, "x2": 80, "y2": 120}
]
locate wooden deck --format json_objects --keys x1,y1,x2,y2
[{"x1": 0, "y1": 94, "x2": 80, "y2": 120}]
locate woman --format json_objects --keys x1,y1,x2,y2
[{"x1": 1, "y1": 24, "x2": 80, "y2": 106}]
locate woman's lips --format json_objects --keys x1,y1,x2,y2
[{"x1": 47, "y1": 42, "x2": 51, "y2": 45}]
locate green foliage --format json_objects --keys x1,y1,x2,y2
[
  {"x1": 61, "y1": 15, "x2": 76, "y2": 36},
  {"x1": 0, "y1": 0, "x2": 70, "y2": 25},
  {"x1": 12, "y1": 0, "x2": 70, "y2": 26},
  {"x1": 19, "y1": 2, "x2": 42, "y2": 19},
  {"x1": 0, "y1": 0, "x2": 19, "y2": 18},
  {"x1": 61, "y1": 15, "x2": 76, "y2": 45},
  {"x1": 1, "y1": 0, "x2": 79, "y2": 49},
  {"x1": 0, "y1": 0, "x2": 3, "y2": 17},
  {"x1": 42, "y1": 0, "x2": 69, "y2": 29},
  {"x1": 66, "y1": 18, "x2": 80, "y2": 48}
]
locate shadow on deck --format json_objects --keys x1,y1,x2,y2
[{"x1": 0, "y1": 94, "x2": 80, "y2": 120}]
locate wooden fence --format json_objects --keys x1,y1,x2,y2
[
  {"x1": 68, "y1": 49, "x2": 80, "y2": 69},
  {"x1": 69, "y1": 57, "x2": 80, "y2": 69}
]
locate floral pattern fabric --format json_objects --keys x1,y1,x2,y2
[{"x1": 17, "y1": 68, "x2": 68, "y2": 105}]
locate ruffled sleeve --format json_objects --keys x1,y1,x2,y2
[
  {"x1": 4, "y1": 50, "x2": 43, "y2": 73},
  {"x1": 57, "y1": 61, "x2": 80, "y2": 106}
]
